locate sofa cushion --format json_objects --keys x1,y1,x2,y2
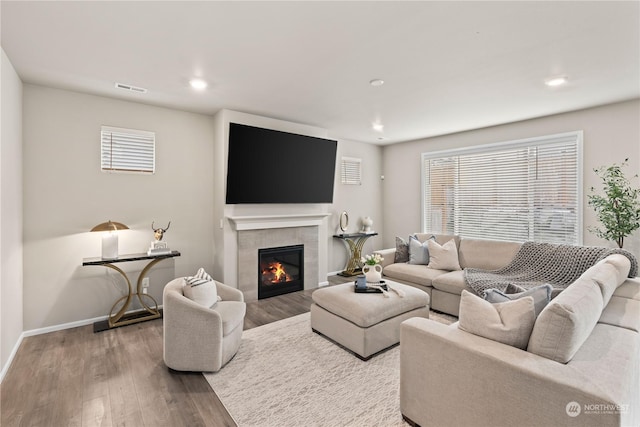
[
  {"x1": 212, "y1": 301, "x2": 246, "y2": 335},
  {"x1": 383, "y1": 263, "x2": 445, "y2": 287},
  {"x1": 598, "y1": 295, "x2": 640, "y2": 332},
  {"x1": 409, "y1": 235, "x2": 432, "y2": 265},
  {"x1": 427, "y1": 239, "x2": 461, "y2": 271},
  {"x1": 458, "y1": 238, "x2": 521, "y2": 270},
  {"x1": 613, "y1": 277, "x2": 640, "y2": 301},
  {"x1": 527, "y1": 273, "x2": 604, "y2": 363},
  {"x1": 431, "y1": 270, "x2": 471, "y2": 295},
  {"x1": 484, "y1": 284, "x2": 552, "y2": 317},
  {"x1": 395, "y1": 236, "x2": 410, "y2": 263},
  {"x1": 458, "y1": 290, "x2": 536, "y2": 349}
]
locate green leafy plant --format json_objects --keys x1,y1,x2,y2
[{"x1": 588, "y1": 158, "x2": 640, "y2": 248}]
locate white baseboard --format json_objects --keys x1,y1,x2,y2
[
  {"x1": 0, "y1": 305, "x2": 164, "y2": 384},
  {"x1": 23, "y1": 315, "x2": 108, "y2": 337},
  {"x1": 21, "y1": 304, "x2": 164, "y2": 337},
  {"x1": 0, "y1": 333, "x2": 24, "y2": 384}
]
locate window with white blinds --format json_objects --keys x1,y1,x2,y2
[
  {"x1": 422, "y1": 131, "x2": 583, "y2": 244},
  {"x1": 101, "y1": 126, "x2": 155, "y2": 173},
  {"x1": 341, "y1": 157, "x2": 362, "y2": 185}
]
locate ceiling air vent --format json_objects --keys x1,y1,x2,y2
[{"x1": 115, "y1": 82, "x2": 148, "y2": 93}]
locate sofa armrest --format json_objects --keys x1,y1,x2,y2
[
  {"x1": 216, "y1": 281, "x2": 244, "y2": 302},
  {"x1": 400, "y1": 317, "x2": 632, "y2": 427},
  {"x1": 374, "y1": 248, "x2": 396, "y2": 268},
  {"x1": 163, "y1": 281, "x2": 225, "y2": 371}
]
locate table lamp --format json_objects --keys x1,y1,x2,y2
[{"x1": 91, "y1": 220, "x2": 129, "y2": 259}]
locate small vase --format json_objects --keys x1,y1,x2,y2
[{"x1": 362, "y1": 263, "x2": 383, "y2": 284}]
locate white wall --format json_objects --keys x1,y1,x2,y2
[
  {"x1": 382, "y1": 99, "x2": 640, "y2": 257},
  {"x1": 22, "y1": 85, "x2": 215, "y2": 330},
  {"x1": 329, "y1": 138, "x2": 383, "y2": 273},
  {"x1": 21, "y1": 91, "x2": 382, "y2": 330},
  {"x1": 1, "y1": 48, "x2": 24, "y2": 377}
]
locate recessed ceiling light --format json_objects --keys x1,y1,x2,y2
[
  {"x1": 372, "y1": 122, "x2": 384, "y2": 132},
  {"x1": 189, "y1": 78, "x2": 208, "y2": 90},
  {"x1": 369, "y1": 79, "x2": 384, "y2": 87},
  {"x1": 545, "y1": 75, "x2": 568, "y2": 87}
]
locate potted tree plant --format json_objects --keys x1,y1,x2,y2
[{"x1": 588, "y1": 158, "x2": 640, "y2": 248}]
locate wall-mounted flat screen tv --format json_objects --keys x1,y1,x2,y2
[{"x1": 225, "y1": 123, "x2": 338, "y2": 204}]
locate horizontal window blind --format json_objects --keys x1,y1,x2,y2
[
  {"x1": 422, "y1": 131, "x2": 582, "y2": 244},
  {"x1": 341, "y1": 157, "x2": 362, "y2": 185},
  {"x1": 101, "y1": 126, "x2": 155, "y2": 173}
]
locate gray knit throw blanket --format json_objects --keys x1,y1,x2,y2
[{"x1": 464, "y1": 241, "x2": 638, "y2": 297}]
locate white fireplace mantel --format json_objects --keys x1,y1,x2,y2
[{"x1": 227, "y1": 213, "x2": 332, "y2": 231}]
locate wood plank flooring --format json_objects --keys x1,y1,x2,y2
[{"x1": 1, "y1": 276, "x2": 349, "y2": 427}]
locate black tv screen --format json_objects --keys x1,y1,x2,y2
[{"x1": 226, "y1": 123, "x2": 338, "y2": 204}]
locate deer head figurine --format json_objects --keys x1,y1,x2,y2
[{"x1": 151, "y1": 221, "x2": 171, "y2": 241}]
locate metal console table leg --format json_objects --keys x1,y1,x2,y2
[
  {"x1": 82, "y1": 251, "x2": 181, "y2": 332},
  {"x1": 333, "y1": 232, "x2": 378, "y2": 277}
]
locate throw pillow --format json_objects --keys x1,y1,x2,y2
[
  {"x1": 408, "y1": 235, "x2": 431, "y2": 265},
  {"x1": 183, "y1": 268, "x2": 221, "y2": 307},
  {"x1": 394, "y1": 236, "x2": 410, "y2": 263},
  {"x1": 484, "y1": 284, "x2": 552, "y2": 317},
  {"x1": 458, "y1": 290, "x2": 536, "y2": 349},
  {"x1": 427, "y1": 239, "x2": 461, "y2": 271}
]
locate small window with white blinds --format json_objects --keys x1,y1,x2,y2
[
  {"x1": 422, "y1": 131, "x2": 583, "y2": 245},
  {"x1": 341, "y1": 157, "x2": 362, "y2": 185},
  {"x1": 101, "y1": 126, "x2": 155, "y2": 174}
]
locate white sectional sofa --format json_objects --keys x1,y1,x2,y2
[
  {"x1": 379, "y1": 233, "x2": 640, "y2": 426},
  {"x1": 377, "y1": 233, "x2": 522, "y2": 316},
  {"x1": 399, "y1": 253, "x2": 640, "y2": 427}
]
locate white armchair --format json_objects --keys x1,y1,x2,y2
[{"x1": 163, "y1": 278, "x2": 246, "y2": 372}]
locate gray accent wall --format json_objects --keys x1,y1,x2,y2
[{"x1": 381, "y1": 99, "x2": 640, "y2": 256}]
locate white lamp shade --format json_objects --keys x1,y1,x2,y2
[{"x1": 101, "y1": 232, "x2": 119, "y2": 259}]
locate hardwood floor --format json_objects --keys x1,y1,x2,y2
[{"x1": 0, "y1": 276, "x2": 350, "y2": 427}]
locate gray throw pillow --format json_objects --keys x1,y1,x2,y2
[
  {"x1": 394, "y1": 236, "x2": 410, "y2": 263},
  {"x1": 484, "y1": 284, "x2": 552, "y2": 317},
  {"x1": 408, "y1": 235, "x2": 430, "y2": 265}
]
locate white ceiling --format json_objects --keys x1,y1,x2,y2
[{"x1": 2, "y1": 1, "x2": 639, "y2": 145}]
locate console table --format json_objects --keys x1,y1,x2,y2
[
  {"x1": 333, "y1": 232, "x2": 378, "y2": 277},
  {"x1": 83, "y1": 251, "x2": 180, "y2": 332}
]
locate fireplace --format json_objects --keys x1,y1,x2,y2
[{"x1": 258, "y1": 245, "x2": 304, "y2": 299}]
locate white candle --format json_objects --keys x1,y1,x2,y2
[{"x1": 102, "y1": 232, "x2": 118, "y2": 259}]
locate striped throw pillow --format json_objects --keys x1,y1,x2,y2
[{"x1": 183, "y1": 268, "x2": 221, "y2": 307}]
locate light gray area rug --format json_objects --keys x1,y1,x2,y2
[{"x1": 204, "y1": 311, "x2": 455, "y2": 427}]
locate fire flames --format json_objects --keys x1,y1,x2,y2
[{"x1": 262, "y1": 262, "x2": 292, "y2": 284}]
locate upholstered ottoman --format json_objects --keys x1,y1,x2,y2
[{"x1": 310, "y1": 281, "x2": 430, "y2": 360}]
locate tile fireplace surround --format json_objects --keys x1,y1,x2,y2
[{"x1": 228, "y1": 214, "x2": 330, "y2": 301}]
